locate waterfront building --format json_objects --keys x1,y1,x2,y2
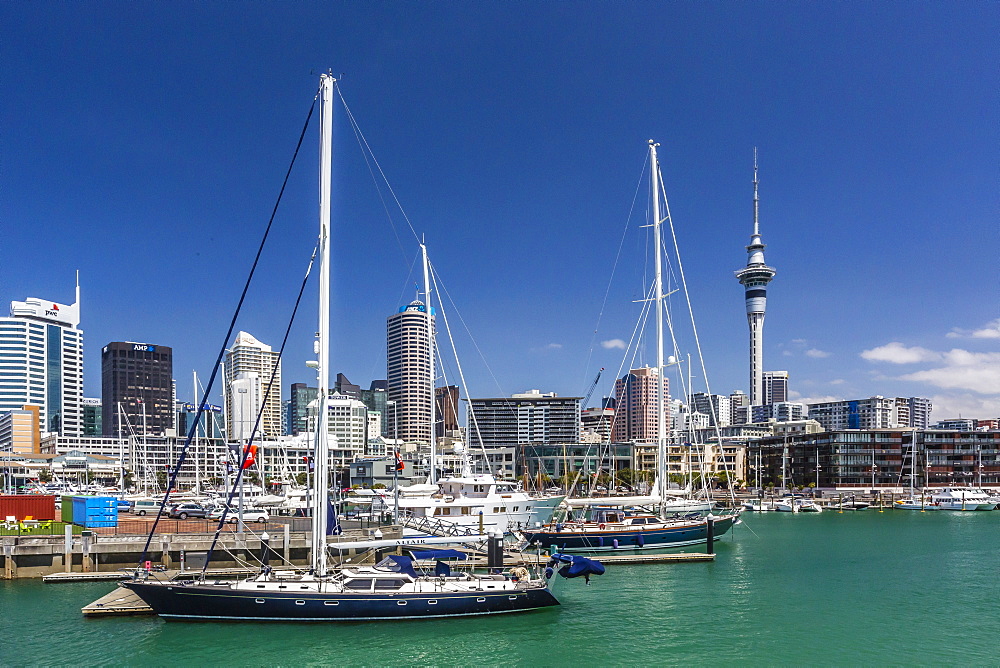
[
  {"x1": 386, "y1": 300, "x2": 434, "y2": 445},
  {"x1": 906, "y1": 397, "x2": 933, "y2": 429},
  {"x1": 467, "y1": 390, "x2": 581, "y2": 449},
  {"x1": 734, "y1": 152, "x2": 776, "y2": 406},
  {"x1": 287, "y1": 382, "x2": 317, "y2": 436},
  {"x1": 747, "y1": 428, "x2": 1000, "y2": 490},
  {"x1": 101, "y1": 342, "x2": 174, "y2": 438},
  {"x1": 223, "y1": 332, "x2": 282, "y2": 440},
  {"x1": 325, "y1": 393, "x2": 369, "y2": 466},
  {"x1": 611, "y1": 367, "x2": 665, "y2": 443},
  {"x1": 519, "y1": 442, "x2": 634, "y2": 481},
  {"x1": 435, "y1": 385, "x2": 460, "y2": 437},
  {"x1": 81, "y1": 398, "x2": 101, "y2": 436},
  {"x1": 763, "y1": 371, "x2": 789, "y2": 404},
  {"x1": 806, "y1": 396, "x2": 931, "y2": 431},
  {"x1": 0, "y1": 288, "x2": 83, "y2": 436}
]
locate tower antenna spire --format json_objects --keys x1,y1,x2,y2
[{"x1": 753, "y1": 147, "x2": 759, "y2": 237}]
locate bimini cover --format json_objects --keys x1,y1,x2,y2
[
  {"x1": 550, "y1": 553, "x2": 606, "y2": 579},
  {"x1": 382, "y1": 555, "x2": 419, "y2": 578},
  {"x1": 409, "y1": 549, "x2": 469, "y2": 560}
]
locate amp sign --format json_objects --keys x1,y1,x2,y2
[{"x1": 133, "y1": 344, "x2": 156, "y2": 352}]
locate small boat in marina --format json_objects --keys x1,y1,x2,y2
[
  {"x1": 928, "y1": 487, "x2": 995, "y2": 511},
  {"x1": 894, "y1": 496, "x2": 939, "y2": 511},
  {"x1": 775, "y1": 497, "x2": 822, "y2": 513}
]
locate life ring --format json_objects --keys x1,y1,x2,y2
[{"x1": 599, "y1": 523, "x2": 606, "y2": 530}]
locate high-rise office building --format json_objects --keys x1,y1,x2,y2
[
  {"x1": 386, "y1": 300, "x2": 434, "y2": 444},
  {"x1": 436, "y1": 385, "x2": 460, "y2": 437},
  {"x1": 0, "y1": 288, "x2": 83, "y2": 436},
  {"x1": 763, "y1": 371, "x2": 789, "y2": 405},
  {"x1": 806, "y1": 396, "x2": 931, "y2": 431},
  {"x1": 734, "y1": 152, "x2": 776, "y2": 406},
  {"x1": 287, "y1": 382, "x2": 317, "y2": 435},
  {"x1": 223, "y1": 331, "x2": 282, "y2": 440},
  {"x1": 81, "y1": 398, "x2": 102, "y2": 436},
  {"x1": 729, "y1": 390, "x2": 751, "y2": 425},
  {"x1": 612, "y1": 367, "x2": 666, "y2": 443},
  {"x1": 467, "y1": 390, "x2": 581, "y2": 449},
  {"x1": 101, "y1": 341, "x2": 174, "y2": 437}
]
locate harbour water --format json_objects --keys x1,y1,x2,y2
[{"x1": 2, "y1": 510, "x2": 997, "y2": 666}]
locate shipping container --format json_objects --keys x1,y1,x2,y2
[
  {"x1": 0, "y1": 495, "x2": 57, "y2": 522},
  {"x1": 70, "y1": 496, "x2": 117, "y2": 525},
  {"x1": 61, "y1": 496, "x2": 74, "y2": 523}
]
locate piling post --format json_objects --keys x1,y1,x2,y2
[
  {"x1": 161, "y1": 538, "x2": 171, "y2": 569},
  {"x1": 283, "y1": 523, "x2": 291, "y2": 564},
  {"x1": 261, "y1": 532, "x2": 271, "y2": 567},
  {"x1": 3, "y1": 543, "x2": 14, "y2": 579},
  {"x1": 63, "y1": 523, "x2": 73, "y2": 572},
  {"x1": 838, "y1": 493, "x2": 843, "y2": 514},
  {"x1": 81, "y1": 531, "x2": 93, "y2": 573},
  {"x1": 705, "y1": 515, "x2": 715, "y2": 554}
]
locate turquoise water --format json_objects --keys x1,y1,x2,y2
[{"x1": 2, "y1": 510, "x2": 998, "y2": 666}]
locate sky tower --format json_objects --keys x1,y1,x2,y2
[{"x1": 734, "y1": 149, "x2": 776, "y2": 406}]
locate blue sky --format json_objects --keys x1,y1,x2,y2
[{"x1": 3, "y1": 2, "x2": 997, "y2": 421}]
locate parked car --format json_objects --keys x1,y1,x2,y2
[
  {"x1": 208, "y1": 506, "x2": 269, "y2": 523},
  {"x1": 131, "y1": 499, "x2": 167, "y2": 516},
  {"x1": 167, "y1": 502, "x2": 210, "y2": 520}
]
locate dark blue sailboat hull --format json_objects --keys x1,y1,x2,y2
[
  {"x1": 123, "y1": 580, "x2": 559, "y2": 621},
  {"x1": 523, "y1": 516, "x2": 735, "y2": 552}
]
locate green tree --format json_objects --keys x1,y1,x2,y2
[{"x1": 38, "y1": 469, "x2": 52, "y2": 483}]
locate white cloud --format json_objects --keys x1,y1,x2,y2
[
  {"x1": 927, "y1": 393, "x2": 1000, "y2": 420},
  {"x1": 545, "y1": 343, "x2": 563, "y2": 350},
  {"x1": 898, "y1": 350, "x2": 1000, "y2": 395},
  {"x1": 805, "y1": 348, "x2": 831, "y2": 358},
  {"x1": 601, "y1": 339, "x2": 626, "y2": 350},
  {"x1": 829, "y1": 378, "x2": 845, "y2": 385},
  {"x1": 860, "y1": 342, "x2": 941, "y2": 364},
  {"x1": 794, "y1": 394, "x2": 845, "y2": 405},
  {"x1": 782, "y1": 350, "x2": 794, "y2": 357},
  {"x1": 947, "y1": 318, "x2": 1000, "y2": 340}
]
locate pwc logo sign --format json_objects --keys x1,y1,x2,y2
[{"x1": 44, "y1": 304, "x2": 59, "y2": 317}]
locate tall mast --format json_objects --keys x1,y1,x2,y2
[
  {"x1": 649, "y1": 140, "x2": 666, "y2": 514},
  {"x1": 421, "y1": 242, "x2": 437, "y2": 484},
  {"x1": 313, "y1": 73, "x2": 334, "y2": 577}
]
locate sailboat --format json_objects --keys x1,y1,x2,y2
[
  {"x1": 521, "y1": 141, "x2": 739, "y2": 552},
  {"x1": 123, "y1": 75, "x2": 569, "y2": 620}
]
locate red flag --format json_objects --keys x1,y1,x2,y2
[
  {"x1": 394, "y1": 450, "x2": 404, "y2": 472},
  {"x1": 242, "y1": 444, "x2": 257, "y2": 469}
]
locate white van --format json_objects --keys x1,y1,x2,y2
[{"x1": 130, "y1": 499, "x2": 167, "y2": 516}]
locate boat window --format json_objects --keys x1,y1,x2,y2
[
  {"x1": 461, "y1": 507, "x2": 471, "y2": 514},
  {"x1": 500, "y1": 507, "x2": 507, "y2": 512},
  {"x1": 343, "y1": 579, "x2": 373, "y2": 591},
  {"x1": 373, "y1": 579, "x2": 406, "y2": 590},
  {"x1": 433, "y1": 508, "x2": 444, "y2": 516}
]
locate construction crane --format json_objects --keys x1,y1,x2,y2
[{"x1": 582, "y1": 368, "x2": 605, "y2": 408}]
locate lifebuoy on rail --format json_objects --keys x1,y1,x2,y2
[{"x1": 599, "y1": 523, "x2": 606, "y2": 530}]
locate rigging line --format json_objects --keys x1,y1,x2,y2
[
  {"x1": 599, "y1": 279, "x2": 655, "y2": 455},
  {"x1": 338, "y1": 89, "x2": 412, "y2": 267},
  {"x1": 138, "y1": 89, "x2": 319, "y2": 567},
  {"x1": 202, "y1": 243, "x2": 319, "y2": 577},
  {"x1": 657, "y1": 162, "x2": 734, "y2": 502},
  {"x1": 581, "y1": 153, "x2": 649, "y2": 392},
  {"x1": 337, "y1": 88, "x2": 421, "y2": 246},
  {"x1": 429, "y1": 260, "x2": 495, "y2": 476}
]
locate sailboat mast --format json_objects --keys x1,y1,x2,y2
[
  {"x1": 649, "y1": 140, "x2": 667, "y2": 515},
  {"x1": 313, "y1": 73, "x2": 335, "y2": 577},
  {"x1": 421, "y1": 243, "x2": 437, "y2": 485}
]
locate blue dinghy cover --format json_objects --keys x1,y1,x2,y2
[{"x1": 549, "y1": 553, "x2": 606, "y2": 579}]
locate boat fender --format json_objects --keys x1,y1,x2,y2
[{"x1": 612, "y1": 539, "x2": 619, "y2": 548}]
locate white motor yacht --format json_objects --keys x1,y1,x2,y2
[{"x1": 929, "y1": 487, "x2": 995, "y2": 511}]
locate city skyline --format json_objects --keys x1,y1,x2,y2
[{"x1": 3, "y1": 3, "x2": 997, "y2": 421}]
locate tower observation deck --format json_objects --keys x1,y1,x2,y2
[{"x1": 734, "y1": 150, "x2": 776, "y2": 406}]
